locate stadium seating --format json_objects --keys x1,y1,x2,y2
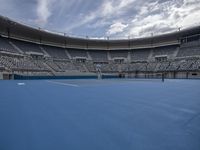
[
  {"x1": 0, "y1": 55, "x2": 44, "y2": 71},
  {"x1": 156, "y1": 62, "x2": 170, "y2": 71},
  {"x1": 12, "y1": 39, "x2": 43, "y2": 53},
  {"x1": 68, "y1": 49, "x2": 87, "y2": 59},
  {"x1": 55, "y1": 61, "x2": 78, "y2": 72},
  {"x1": 130, "y1": 49, "x2": 150, "y2": 61},
  {"x1": 89, "y1": 50, "x2": 108, "y2": 62},
  {"x1": 110, "y1": 50, "x2": 128, "y2": 59},
  {"x1": 152, "y1": 46, "x2": 177, "y2": 57},
  {"x1": 43, "y1": 45, "x2": 69, "y2": 59},
  {"x1": 0, "y1": 36, "x2": 200, "y2": 76},
  {"x1": 0, "y1": 36, "x2": 19, "y2": 53},
  {"x1": 178, "y1": 41, "x2": 200, "y2": 57}
]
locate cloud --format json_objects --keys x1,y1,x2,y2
[
  {"x1": 65, "y1": 0, "x2": 199, "y2": 38},
  {"x1": 0, "y1": 0, "x2": 199, "y2": 38},
  {"x1": 107, "y1": 22, "x2": 128, "y2": 35},
  {"x1": 64, "y1": 0, "x2": 136, "y2": 32},
  {"x1": 120, "y1": 0, "x2": 200, "y2": 38},
  {"x1": 101, "y1": 0, "x2": 136, "y2": 17},
  {"x1": 35, "y1": 0, "x2": 55, "y2": 26},
  {"x1": 59, "y1": 0, "x2": 200, "y2": 38}
]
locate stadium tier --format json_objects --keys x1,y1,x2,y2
[{"x1": 0, "y1": 16, "x2": 200, "y2": 79}]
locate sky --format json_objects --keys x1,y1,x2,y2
[{"x1": 0, "y1": 0, "x2": 200, "y2": 39}]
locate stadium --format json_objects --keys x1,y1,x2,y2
[
  {"x1": 0, "y1": 0, "x2": 200, "y2": 150},
  {"x1": 0, "y1": 15, "x2": 200, "y2": 79}
]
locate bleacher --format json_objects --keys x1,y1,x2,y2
[
  {"x1": 43, "y1": 45, "x2": 69, "y2": 59},
  {"x1": 146, "y1": 62, "x2": 158, "y2": 72},
  {"x1": 110, "y1": 51, "x2": 128, "y2": 59},
  {"x1": 89, "y1": 50, "x2": 108, "y2": 62},
  {"x1": 12, "y1": 40, "x2": 42, "y2": 54},
  {"x1": 130, "y1": 49, "x2": 150, "y2": 61},
  {"x1": 0, "y1": 55, "x2": 43, "y2": 71},
  {"x1": 68, "y1": 49, "x2": 87, "y2": 59},
  {"x1": 156, "y1": 62, "x2": 170, "y2": 71},
  {"x1": 178, "y1": 47, "x2": 200, "y2": 57},
  {"x1": 72, "y1": 61, "x2": 88, "y2": 72},
  {"x1": 0, "y1": 36, "x2": 18, "y2": 53},
  {"x1": 12, "y1": 39, "x2": 43, "y2": 54},
  {"x1": 152, "y1": 46, "x2": 177, "y2": 57},
  {"x1": 55, "y1": 61, "x2": 77, "y2": 72},
  {"x1": 128, "y1": 62, "x2": 147, "y2": 72},
  {"x1": 192, "y1": 59, "x2": 200, "y2": 70},
  {"x1": 0, "y1": 36, "x2": 200, "y2": 76},
  {"x1": 45, "y1": 61, "x2": 63, "y2": 72},
  {"x1": 166, "y1": 60, "x2": 182, "y2": 71},
  {"x1": 85, "y1": 62, "x2": 96, "y2": 72},
  {"x1": 0, "y1": 58, "x2": 5, "y2": 70},
  {"x1": 178, "y1": 41, "x2": 200, "y2": 57}
]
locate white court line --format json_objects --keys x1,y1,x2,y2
[
  {"x1": 46, "y1": 80, "x2": 79, "y2": 87},
  {"x1": 17, "y1": 82, "x2": 26, "y2": 86}
]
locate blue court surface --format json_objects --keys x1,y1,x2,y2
[{"x1": 0, "y1": 79, "x2": 200, "y2": 150}]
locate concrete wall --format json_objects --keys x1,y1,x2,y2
[
  {"x1": 126, "y1": 71, "x2": 200, "y2": 79},
  {"x1": 188, "y1": 72, "x2": 200, "y2": 79},
  {"x1": 1, "y1": 71, "x2": 200, "y2": 80},
  {"x1": 0, "y1": 72, "x2": 3, "y2": 80}
]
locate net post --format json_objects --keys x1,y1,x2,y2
[{"x1": 162, "y1": 73, "x2": 165, "y2": 82}]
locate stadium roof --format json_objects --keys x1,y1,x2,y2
[{"x1": 0, "y1": 15, "x2": 200, "y2": 50}]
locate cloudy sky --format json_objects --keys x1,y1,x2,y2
[{"x1": 0, "y1": 0, "x2": 200, "y2": 39}]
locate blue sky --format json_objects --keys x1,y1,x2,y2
[{"x1": 0, "y1": 0, "x2": 200, "y2": 39}]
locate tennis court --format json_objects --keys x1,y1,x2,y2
[{"x1": 0, "y1": 79, "x2": 200, "y2": 150}]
